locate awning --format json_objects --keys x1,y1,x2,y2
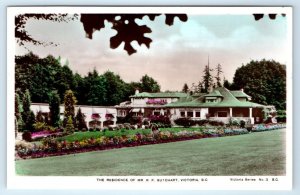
[{"x1": 131, "y1": 108, "x2": 141, "y2": 112}]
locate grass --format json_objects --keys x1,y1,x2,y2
[
  {"x1": 56, "y1": 127, "x2": 204, "y2": 142},
  {"x1": 15, "y1": 129, "x2": 286, "y2": 176}
]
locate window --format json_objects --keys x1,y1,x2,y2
[
  {"x1": 153, "y1": 111, "x2": 160, "y2": 116},
  {"x1": 195, "y1": 111, "x2": 201, "y2": 118},
  {"x1": 217, "y1": 111, "x2": 227, "y2": 117},
  {"x1": 206, "y1": 99, "x2": 216, "y2": 103},
  {"x1": 180, "y1": 111, "x2": 185, "y2": 117},
  {"x1": 187, "y1": 111, "x2": 193, "y2": 117}
]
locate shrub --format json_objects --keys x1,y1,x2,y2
[
  {"x1": 174, "y1": 117, "x2": 195, "y2": 127},
  {"x1": 33, "y1": 122, "x2": 47, "y2": 132},
  {"x1": 108, "y1": 126, "x2": 114, "y2": 131},
  {"x1": 81, "y1": 128, "x2": 87, "y2": 132},
  {"x1": 230, "y1": 118, "x2": 240, "y2": 126},
  {"x1": 65, "y1": 116, "x2": 74, "y2": 133},
  {"x1": 22, "y1": 131, "x2": 32, "y2": 142},
  {"x1": 149, "y1": 115, "x2": 171, "y2": 125},
  {"x1": 142, "y1": 119, "x2": 150, "y2": 126},
  {"x1": 208, "y1": 120, "x2": 225, "y2": 126},
  {"x1": 195, "y1": 119, "x2": 209, "y2": 126},
  {"x1": 240, "y1": 120, "x2": 246, "y2": 128},
  {"x1": 276, "y1": 116, "x2": 286, "y2": 123},
  {"x1": 151, "y1": 124, "x2": 158, "y2": 131}
]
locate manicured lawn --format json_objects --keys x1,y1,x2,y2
[
  {"x1": 56, "y1": 127, "x2": 204, "y2": 142},
  {"x1": 15, "y1": 129, "x2": 286, "y2": 176}
]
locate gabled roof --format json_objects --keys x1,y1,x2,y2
[
  {"x1": 165, "y1": 87, "x2": 264, "y2": 108},
  {"x1": 130, "y1": 92, "x2": 188, "y2": 98}
]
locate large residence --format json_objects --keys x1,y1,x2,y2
[
  {"x1": 116, "y1": 87, "x2": 274, "y2": 125},
  {"x1": 31, "y1": 87, "x2": 275, "y2": 129}
]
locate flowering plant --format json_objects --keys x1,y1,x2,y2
[{"x1": 146, "y1": 99, "x2": 167, "y2": 105}]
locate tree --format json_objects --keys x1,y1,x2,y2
[
  {"x1": 75, "y1": 108, "x2": 87, "y2": 130},
  {"x1": 182, "y1": 83, "x2": 189, "y2": 93},
  {"x1": 232, "y1": 59, "x2": 286, "y2": 110},
  {"x1": 65, "y1": 116, "x2": 74, "y2": 133},
  {"x1": 201, "y1": 64, "x2": 213, "y2": 93},
  {"x1": 22, "y1": 89, "x2": 35, "y2": 131},
  {"x1": 215, "y1": 63, "x2": 223, "y2": 87},
  {"x1": 102, "y1": 71, "x2": 127, "y2": 106},
  {"x1": 140, "y1": 74, "x2": 160, "y2": 93},
  {"x1": 85, "y1": 69, "x2": 107, "y2": 105},
  {"x1": 63, "y1": 90, "x2": 77, "y2": 126},
  {"x1": 35, "y1": 111, "x2": 44, "y2": 123},
  {"x1": 223, "y1": 78, "x2": 232, "y2": 90},
  {"x1": 49, "y1": 91, "x2": 61, "y2": 127},
  {"x1": 15, "y1": 93, "x2": 24, "y2": 130},
  {"x1": 55, "y1": 62, "x2": 76, "y2": 100}
]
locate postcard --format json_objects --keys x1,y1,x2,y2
[{"x1": 7, "y1": 6, "x2": 292, "y2": 190}]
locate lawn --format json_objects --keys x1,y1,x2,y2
[
  {"x1": 56, "y1": 127, "x2": 204, "y2": 142},
  {"x1": 15, "y1": 128, "x2": 286, "y2": 176}
]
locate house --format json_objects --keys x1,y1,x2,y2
[
  {"x1": 115, "y1": 89, "x2": 188, "y2": 118},
  {"x1": 166, "y1": 87, "x2": 267, "y2": 124},
  {"x1": 30, "y1": 103, "x2": 117, "y2": 129},
  {"x1": 116, "y1": 87, "x2": 273, "y2": 124}
]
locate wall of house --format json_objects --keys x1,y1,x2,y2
[
  {"x1": 171, "y1": 108, "x2": 208, "y2": 120},
  {"x1": 31, "y1": 104, "x2": 117, "y2": 128}
]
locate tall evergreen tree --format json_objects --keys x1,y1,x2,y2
[
  {"x1": 215, "y1": 63, "x2": 223, "y2": 87},
  {"x1": 22, "y1": 89, "x2": 35, "y2": 131},
  {"x1": 75, "y1": 108, "x2": 87, "y2": 130},
  {"x1": 63, "y1": 90, "x2": 77, "y2": 126},
  {"x1": 15, "y1": 93, "x2": 24, "y2": 131},
  {"x1": 182, "y1": 83, "x2": 189, "y2": 93},
  {"x1": 202, "y1": 63, "x2": 213, "y2": 93},
  {"x1": 49, "y1": 90, "x2": 61, "y2": 127}
]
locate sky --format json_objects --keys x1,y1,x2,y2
[{"x1": 15, "y1": 14, "x2": 288, "y2": 91}]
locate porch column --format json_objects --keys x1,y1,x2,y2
[
  {"x1": 229, "y1": 108, "x2": 232, "y2": 117},
  {"x1": 193, "y1": 110, "x2": 196, "y2": 118},
  {"x1": 185, "y1": 111, "x2": 187, "y2": 117},
  {"x1": 113, "y1": 114, "x2": 117, "y2": 126},
  {"x1": 249, "y1": 108, "x2": 254, "y2": 124},
  {"x1": 100, "y1": 115, "x2": 105, "y2": 129}
]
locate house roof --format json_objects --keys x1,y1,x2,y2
[
  {"x1": 230, "y1": 90, "x2": 251, "y2": 98},
  {"x1": 130, "y1": 92, "x2": 188, "y2": 98},
  {"x1": 203, "y1": 90, "x2": 223, "y2": 97},
  {"x1": 165, "y1": 87, "x2": 264, "y2": 108}
]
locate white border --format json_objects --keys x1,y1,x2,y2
[{"x1": 7, "y1": 6, "x2": 293, "y2": 190}]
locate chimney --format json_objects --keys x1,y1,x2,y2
[
  {"x1": 241, "y1": 88, "x2": 244, "y2": 92},
  {"x1": 135, "y1": 89, "x2": 139, "y2": 95}
]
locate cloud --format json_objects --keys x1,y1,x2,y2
[{"x1": 16, "y1": 14, "x2": 289, "y2": 91}]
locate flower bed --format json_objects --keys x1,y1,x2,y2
[
  {"x1": 16, "y1": 123, "x2": 286, "y2": 159},
  {"x1": 31, "y1": 131, "x2": 69, "y2": 141},
  {"x1": 252, "y1": 123, "x2": 286, "y2": 132}
]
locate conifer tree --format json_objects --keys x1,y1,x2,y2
[
  {"x1": 75, "y1": 108, "x2": 87, "y2": 130},
  {"x1": 63, "y1": 90, "x2": 77, "y2": 127},
  {"x1": 49, "y1": 91, "x2": 61, "y2": 127}
]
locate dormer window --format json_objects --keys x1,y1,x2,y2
[{"x1": 205, "y1": 97, "x2": 218, "y2": 103}]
